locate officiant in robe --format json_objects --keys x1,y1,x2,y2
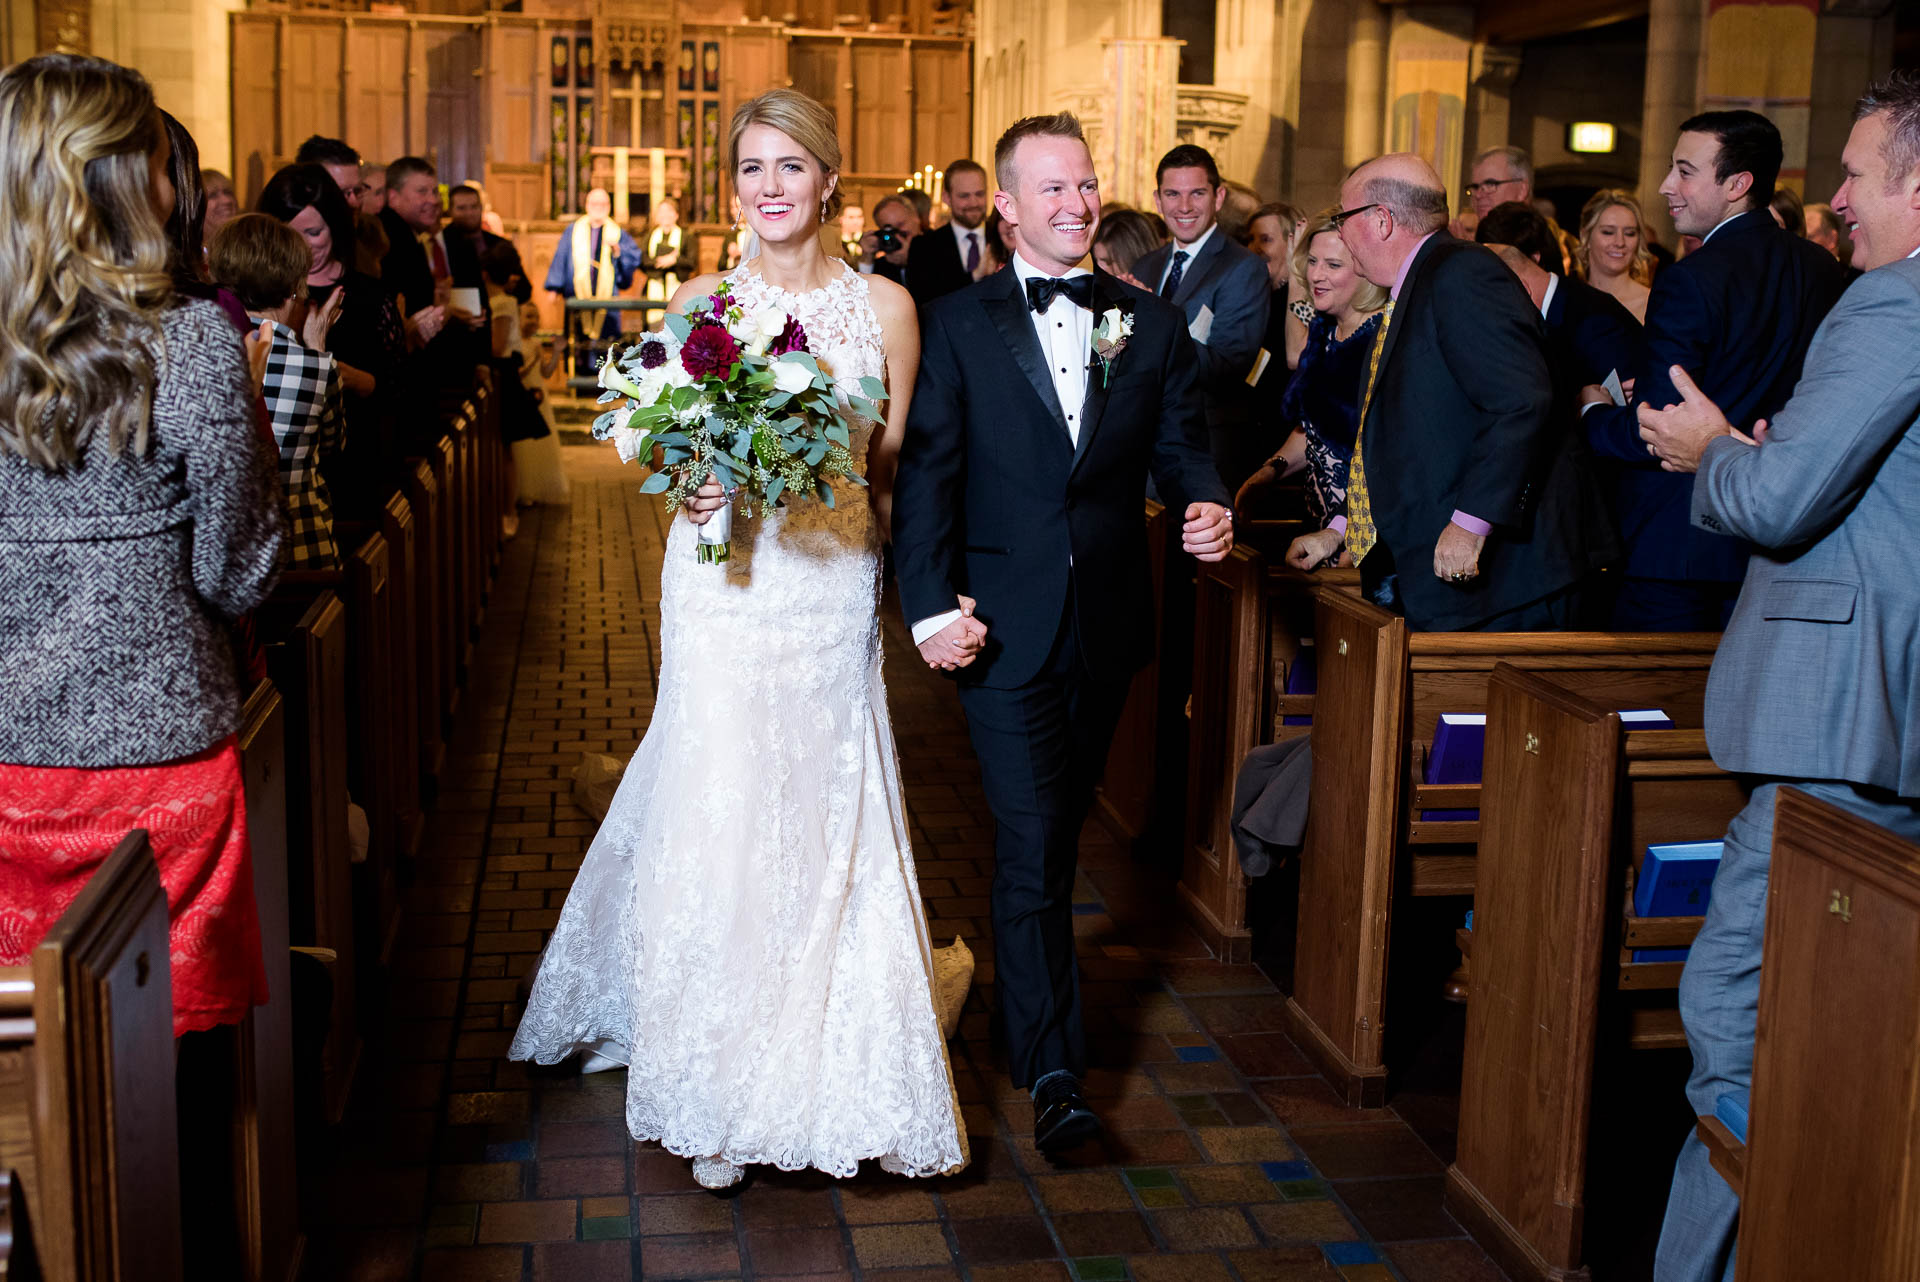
[{"x1": 545, "y1": 187, "x2": 643, "y2": 344}]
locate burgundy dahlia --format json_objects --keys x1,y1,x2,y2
[
  {"x1": 637, "y1": 338, "x2": 669, "y2": 369},
  {"x1": 767, "y1": 318, "x2": 809, "y2": 358},
  {"x1": 679, "y1": 324, "x2": 741, "y2": 379}
]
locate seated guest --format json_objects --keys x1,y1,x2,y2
[
  {"x1": 1091, "y1": 207, "x2": 1165, "y2": 286},
  {"x1": 259, "y1": 161, "x2": 406, "y2": 518},
  {"x1": 1480, "y1": 201, "x2": 1647, "y2": 400},
  {"x1": 907, "y1": 158, "x2": 991, "y2": 305},
  {"x1": 1136, "y1": 143, "x2": 1272, "y2": 489},
  {"x1": 360, "y1": 160, "x2": 387, "y2": 215},
  {"x1": 543, "y1": 186, "x2": 641, "y2": 352},
  {"x1": 0, "y1": 53, "x2": 282, "y2": 1036},
  {"x1": 1637, "y1": 70, "x2": 1920, "y2": 1282},
  {"x1": 1574, "y1": 188, "x2": 1654, "y2": 322},
  {"x1": 1236, "y1": 206, "x2": 1388, "y2": 527},
  {"x1": 1284, "y1": 154, "x2": 1617, "y2": 630},
  {"x1": 1577, "y1": 109, "x2": 1847, "y2": 630},
  {"x1": 211, "y1": 214, "x2": 346, "y2": 571}
]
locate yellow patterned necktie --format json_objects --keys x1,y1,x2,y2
[{"x1": 1343, "y1": 300, "x2": 1395, "y2": 564}]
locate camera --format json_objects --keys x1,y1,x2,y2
[{"x1": 875, "y1": 225, "x2": 902, "y2": 253}]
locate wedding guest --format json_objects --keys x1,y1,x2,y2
[
  {"x1": 1217, "y1": 180, "x2": 1263, "y2": 242},
  {"x1": 908, "y1": 158, "x2": 992, "y2": 304},
  {"x1": 837, "y1": 203, "x2": 865, "y2": 264},
  {"x1": 1091, "y1": 208, "x2": 1165, "y2": 286},
  {"x1": 360, "y1": 161, "x2": 387, "y2": 215},
  {"x1": 859, "y1": 192, "x2": 920, "y2": 285},
  {"x1": 211, "y1": 214, "x2": 346, "y2": 571},
  {"x1": 1245, "y1": 200, "x2": 1303, "y2": 401},
  {"x1": 1236, "y1": 207, "x2": 1388, "y2": 526},
  {"x1": 449, "y1": 183, "x2": 530, "y2": 303},
  {"x1": 1468, "y1": 144, "x2": 1533, "y2": 219},
  {"x1": 1574, "y1": 188, "x2": 1655, "y2": 322},
  {"x1": 1769, "y1": 184, "x2": 1804, "y2": 236},
  {"x1": 294, "y1": 134, "x2": 366, "y2": 211},
  {"x1": 201, "y1": 165, "x2": 238, "y2": 246},
  {"x1": 982, "y1": 208, "x2": 1012, "y2": 272},
  {"x1": 0, "y1": 53, "x2": 281, "y2": 1039}
]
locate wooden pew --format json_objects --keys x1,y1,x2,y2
[
  {"x1": 1093, "y1": 500, "x2": 1168, "y2": 848},
  {"x1": 1442, "y1": 665, "x2": 1745, "y2": 1282},
  {"x1": 345, "y1": 537, "x2": 402, "y2": 966},
  {"x1": 1284, "y1": 590, "x2": 1720, "y2": 1105},
  {"x1": 401, "y1": 459, "x2": 447, "y2": 785},
  {"x1": 381, "y1": 491, "x2": 425, "y2": 856},
  {"x1": 1179, "y1": 543, "x2": 1360, "y2": 962},
  {"x1": 1732, "y1": 789, "x2": 1920, "y2": 1280},
  {"x1": 0, "y1": 833, "x2": 183, "y2": 1282}
]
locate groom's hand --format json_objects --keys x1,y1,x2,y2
[
  {"x1": 684, "y1": 479, "x2": 726, "y2": 525},
  {"x1": 1183, "y1": 503, "x2": 1234, "y2": 563},
  {"x1": 917, "y1": 595, "x2": 988, "y2": 671}
]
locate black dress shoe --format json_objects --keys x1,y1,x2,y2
[{"x1": 1033, "y1": 1073, "x2": 1102, "y2": 1154}]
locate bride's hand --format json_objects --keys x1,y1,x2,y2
[{"x1": 683, "y1": 479, "x2": 726, "y2": 525}]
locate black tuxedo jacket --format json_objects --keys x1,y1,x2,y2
[
  {"x1": 1362, "y1": 233, "x2": 1617, "y2": 631},
  {"x1": 895, "y1": 267, "x2": 1230, "y2": 689},
  {"x1": 1581, "y1": 208, "x2": 1845, "y2": 582},
  {"x1": 906, "y1": 225, "x2": 978, "y2": 307}
]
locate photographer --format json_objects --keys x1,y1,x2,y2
[{"x1": 858, "y1": 191, "x2": 921, "y2": 285}]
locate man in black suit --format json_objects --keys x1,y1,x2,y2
[
  {"x1": 1578, "y1": 110, "x2": 1846, "y2": 630},
  {"x1": 448, "y1": 183, "x2": 531, "y2": 303},
  {"x1": 907, "y1": 157, "x2": 991, "y2": 306},
  {"x1": 1477, "y1": 201, "x2": 1647, "y2": 403},
  {"x1": 1133, "y1": 145, "x2": 1272, "y2": 490},
  {"x1": 857, "y1": 192, "x2": 920, "y2": 287},
  {"x1": 1285, "y1": 155, "x2": 1617, "y2": 630},
  {"x1": 894, "y1": 112, "x2": 1233, "y2": 1154},
  {"x1": 379, "y1": 157, "x2": 489, "y2": 423}
]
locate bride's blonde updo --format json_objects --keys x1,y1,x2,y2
[{"x1": 728, "y1": 89, "x2": 844, "y2": 223}]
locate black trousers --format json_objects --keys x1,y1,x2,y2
[{"x1": 956, "y1": 598, "x2": 1131, "y2": 1089}]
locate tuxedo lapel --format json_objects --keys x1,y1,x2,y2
[
  {"x1": 1069, "y1": 273, "x2": 1118, "y2": 474},
  {"x1": 983, "y1": 272, "x2": 1071, "y2": 439}
]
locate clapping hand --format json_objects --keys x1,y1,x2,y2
[
  {"x1": 1183, "y1": 503, "x2": 1234, "y2": 562},
  {"x1": 1637, "y1": 365, "x2": 1758, "y2": 474},
  {"x1": 302, "y1": 287, "x2": 345, "y2": 352},
  {"x1": 918, "y1": 596, "x2": 988, "y2": 671}
]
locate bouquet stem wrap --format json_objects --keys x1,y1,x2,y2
[{"x1": 696, "y1": 499, "x2": 732, "y2": 563}]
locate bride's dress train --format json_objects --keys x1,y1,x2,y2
[{"x1": 508, "y1": 261, "x2": 968, "y2": 1180}]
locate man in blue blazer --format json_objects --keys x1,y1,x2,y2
[
  {"x1": 1638, "y1": 72, "x2": 1920, "y2": 1281},
  {"x1": 1134, "y1": 145, "x2": 1271, "y2": 490},
  {"x1": 1580, "y1": 109, "x2": 1846, "y2": 631}
]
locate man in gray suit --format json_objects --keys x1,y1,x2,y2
[
  {"x1": 1135, "y1": 144, "x2": 1271, "y2": 490},
  {"x1": 1639, "y1": 70, "x2": 1920, "y2": 1282}
]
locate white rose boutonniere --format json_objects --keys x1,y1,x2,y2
[{"x1": 1090, "y1": 302, "x2": 1135, "y2": 387}]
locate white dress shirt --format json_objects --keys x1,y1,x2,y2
[
  {"x1": 1539, "y1": 271, "x2": 1560, "y2": 319},
  {"x1": 1156, "y1": 222, "x2": 1218, "y2": 295},
  {"x1": 911, "y1": 251, "x2": 1094, "y2": 646}
]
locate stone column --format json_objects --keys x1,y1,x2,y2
[
  {"x1": 1344, "y1": 0, "x2": 1387, "y2": 168},
  {"x1": 1638, "y1": 0, "x2": 1703, "y2": 247}
]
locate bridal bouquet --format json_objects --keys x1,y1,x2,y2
[{"x1": 592, "y1": 280, "x2": 885, "y2": 563}]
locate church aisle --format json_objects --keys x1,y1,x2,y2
[{"x1": 298, "y1": 445, "x2": 1510, "y2": 1282}]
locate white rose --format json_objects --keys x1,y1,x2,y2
[
  {"x1": 1100, "y1": 306, "x2": 1123, "y2": 335},
  {"x1": 770, "y1": 357, "x2": 814, "y2": 395}
]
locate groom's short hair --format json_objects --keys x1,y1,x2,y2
[{"x1": 994, "y1": 113, "x2": 1087, "y2": 194}]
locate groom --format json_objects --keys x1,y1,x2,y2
[{"x1": 893, "y1": 113, "x2": 1235, "y2": 1153}]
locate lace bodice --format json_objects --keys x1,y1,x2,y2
[{"x1": 728, "y1": 260, "x2": 887, "y2": 461}]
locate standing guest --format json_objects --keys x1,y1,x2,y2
[
  {"x1": 982, "y1": 207, "x2": 1012, "y2": 273},
  {"x1": 1637, "y1": 71, "x2": 1920, "y2": 1282},
  {"x1": 1244, "y1": 199, "x2": 1303, "y2": 403},
  {"x1": 211, "y1": 214, "x2": 346, "y2": 572},
  {"x1": 448, "y1": 182, "x2": 530, "y2": 303},
  {"x1": 1216, "y1": 180, "x2": 1263, "y2": 243},
  {"x1": 1768, "y1": 184, "x2": 1804, "y2": 236},
  {"x1": 1236, "y1": 206, "x2": 1388, "y2": 527},
  {"x1": 1284, "y1": 154, "x2": 1617, "y2": 629},
  {"x1": 1467, "y1": 144, "x2": 1534, "y2": 220},
  {"x1": 0, "y1": 53, "x2": 282, "y2": 1038},
  {"x1": 360, "y1": 161, "x2": 387, "y2": 215},
  {"x1": 259, "y1": 161, "x2": 406, "y2": 518},
  {"x1": 1449, "y1": 204, "x2": 1480, "y2": 242},
  {"x1": 352, "y1": 160, "x2": 390, "y2": 277},
  {"x1": 1803, "y1": 200, "x2": 1860, "y2": 278},
  {"x1": 902, "y1": 187, "x2": 933, "y2": 233},
  {"x1": 837, "y1": 203, "x2": 865, "y2": 264},
  {"x1": 1091, "y1": 208, "x2": 1165, "y2": 287},
  {"x1": 1574, "y1": 188, "x2": 1655, "y2": 322},
  {"x1": 543, "y1": 186, "x2": 641, "y2": 350},
  {"x1": 202, "y1": 165, "x2": 239, "y2": 246},
  {"x1": 908, "y1": 157, "x2": 991, "y2": 305},
  {"x1": 859, "y1": 191, "x2": 920, "y2": 285},
  {"x1": 1577, "y1": 110, "x2": 1847, "y2": 630},
  {"x1": 1135, "y1": 143, "x2": 1271, "y2": 489},
  {"x1": 643, "y1": 197, "x2": 693, "y2": 304},
  {"x1": 295, "y1": 134, "x2": 366, "y2": 212}
]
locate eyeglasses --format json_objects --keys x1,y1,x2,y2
[
  {"x1": 1329, "y1": 203, "x2": 1381, "y2": 231},
  {"x1": 1464, "y1": 177, "x2": 1523, "y2": 198}
]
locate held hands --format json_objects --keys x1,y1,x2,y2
[
  {"x1": 1285, "y1": 527, "x2": 1346, "y2": 571},
  {"x1": 1433, "y1": 521, "x2": 1484, "y2": 583},
  {"x1": 917, "y1": 596, "x2": 988, "y2": 672},
  {"x1": 1637, "y1": 365, "x2": 1758, "y2": 474},
  {"x1": 683, "y1": 478, "x2": 727, "y2": 526},
  {"x1": 1183, "y1": 503, "x2": 1234, "y2": 562}
]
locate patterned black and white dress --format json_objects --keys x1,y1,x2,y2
[{"x1": 255, "y1": 319, "x2": 346, "y2": 570}]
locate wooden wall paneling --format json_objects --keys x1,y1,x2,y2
[
  {"x1": 345, "y1": 22, "x2": 412, "y2": 168},
  {"x1": 913, "y1": 44, "x2": 971, "y2": 166},
  {"x1": 408, "y1": 21, "x2": 429, "y2": 166},
  {"x1": 835, "y1": 40, "x2": 854, "y2": 173},
  {"x1": 486, "y1": 21, "x2": 545, "y2": 218},
  {"x1": 718, "y1": 26, "x2": 791, "y2": 222},
  {"x1": 422, "y1": 24, "x2": 484, "y2": 183},
  {"x1": 285, "y1": 19, "x2": 345, "y2": 148},
  {"x1": 230, "y1": 15, "x2": 282, "y2": 204},
  {"x1": 787, "y1": 39, "x2": 838, "y2": 121},
  {"x1": 851, "y1": 41, "x2": 911, "y2": 175}
]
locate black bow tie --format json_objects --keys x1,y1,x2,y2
[{"x1": 1026, "y1": 274, "x2": 1094, "y2": 314}]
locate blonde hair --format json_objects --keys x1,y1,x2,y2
[
  {"x1": 0, "y1": 54, "x2": 171, "y2": 470},
  {"x1": 1290, "y1": 206, "x2": 1389, "y2": 316},
  {"x1": 1574, "y1": 189, "x2": 1654, "y2": 286},
  {"x1": 208, "y1": 213, "x2": 310, "y2": 312},
  {"x1": 728, "y1": 89, "x2": 843, "y2": 223}
]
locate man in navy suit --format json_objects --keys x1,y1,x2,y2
[
  {"x1": 907, "y1": 157, "x2": 991, "y2": 306},
  {"x1": 1133, "y1": 145, "x2": 1272, "y2": 490},
  {"x1": 1579, "y1": 110, "x2": 1846, "y2": 630}
]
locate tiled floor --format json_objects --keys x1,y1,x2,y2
[{"x1": 300, "y1": 445, "x2": 1511, "y2": 1282}]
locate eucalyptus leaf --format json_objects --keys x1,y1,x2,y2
[
  {"x1": 765, "y1": 475, "x2": 786, "y2": 506},
  {"x1": 637, "y1": 471, "x2": 671, "y2": 494},
  {"x1": 597, "y1": 388, "x2": 622, "y2": 404},
  {"x1": 858, "y1": 375, "x2": 886, "y2": 401},
  {"x1": 818, "y1": 481, "x2": 836, "y2": 509},
  {"x1": 663, "y1": 312, "x2": 692, "y2": 341}
]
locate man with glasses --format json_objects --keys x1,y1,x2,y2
[
  {"x1": 1467, "y1": 145, "x2": 1534, "y2": 220},
  {"x1": 1285, "y1": 153, "x2": 1616, "y2": 630},
  {"x1": 296, "y1": 135, "x2": 369, "y2": 212}
]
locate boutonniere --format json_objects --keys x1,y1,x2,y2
[{"x1": 1089, "y1": 302, "x2": 1136, "y2": 387}]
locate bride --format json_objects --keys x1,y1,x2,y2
[{"x1": 509, "y1": 88, "x2": 969, "y2": 1189}]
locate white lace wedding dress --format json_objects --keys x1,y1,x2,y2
[{"x1": 509, "y1": 260, "x2": 968, "y2": 1180}]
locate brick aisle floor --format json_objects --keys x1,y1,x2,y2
[{"x1": 300, "y1": 445, "x2": 1510, "y2": 1282}]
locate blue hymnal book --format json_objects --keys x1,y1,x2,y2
[
  {"x1": 1715, "y1": 1090, "x2": 1750, "y2": 1144},
  {"x1": 1632, "y1": 946, "x2": 1692, "y2": 963},
  {"x1": 1421, "y1": 713, "x2": 1484, "y2": 821},
  {"x1": 1281, "y1": 643, "x2": 1316, "y2": 726},
  {"x1": 1621, "y1": 709, "x2": 1676, "y2": 730},
  {"x1": 1634, "y1": 840, "x2": 1724, "y2": 918}
]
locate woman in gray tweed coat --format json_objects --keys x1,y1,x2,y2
[{"x1": 0, "y1": 54, "x2": 287, "y2": 1036}]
